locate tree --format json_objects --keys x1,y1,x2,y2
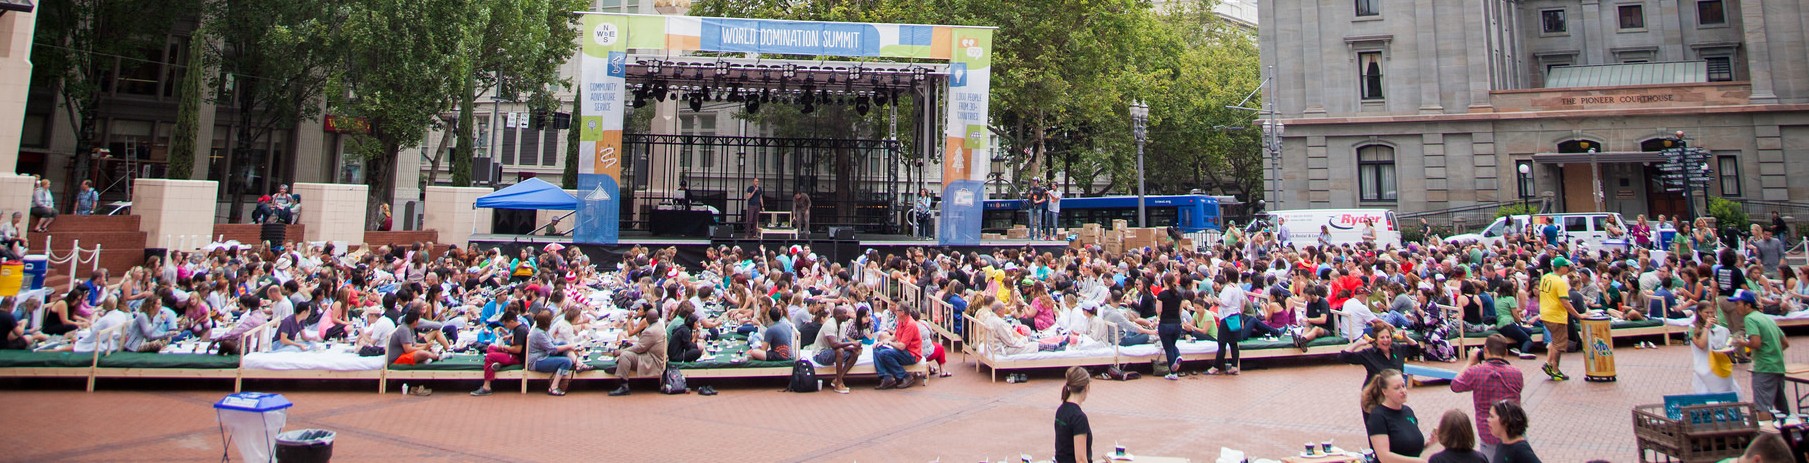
[
  {"x1": 562, "y1": 101, "x2": 579, "y2": 189},
  {"x1": 330, "y1": 0, "x2": 485, "y2": 211},
  {"x1": 31, "y1": 0, "x2": 191, "y2": 199},
  {"x1": 433, "y1": 0, "x2": 585, "y2": 188},
  {"x1": 200, "y1": 0, "x2": 344, "y2": 220},
  {"x1": 168, "y1": 36, "x2": 207, "y2": 180}
]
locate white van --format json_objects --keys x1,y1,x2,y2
[
  {"x1": 1446, "y1": 212, "x2": 1630, "y2": 251},
  {"x1": 1252, "y1": 209, "x2": 1401, "y2": 248}
]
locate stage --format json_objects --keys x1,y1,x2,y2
[{"x1": 465, "y1": 233, "x2": 1070, "y2": 268}]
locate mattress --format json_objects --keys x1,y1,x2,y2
[
  {"x1": 981, "y1": 336, "x2": 1350, "y2": 363},
  {"x1": 0, "y1": 350, "x2": 96, "y2": 368},
  {"x1": 96, "y1": 353, "x2": 240, "y2": 369},
  {"x1": 244, "y1": 351, "x2": 386, "y2": 371}
]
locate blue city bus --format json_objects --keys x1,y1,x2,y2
[{"x1": 983, "y1": 194, "x2": 1234, "y2": 233}]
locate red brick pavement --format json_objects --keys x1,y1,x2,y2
[{"x1": 2, "y1": 335, "x2": 1802, "y2": 462}]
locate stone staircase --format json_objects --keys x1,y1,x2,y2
[{"x1": 34, "y1": 215, "x2": 149, "y2": 290}]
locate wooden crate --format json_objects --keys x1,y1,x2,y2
[{"x1": 1633, "y1": 402, "x2": 1759, "y2": 463}]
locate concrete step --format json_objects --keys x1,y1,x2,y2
[
  {"x1": 41, "y1": 215, "x2": 141, "y2": 233},
  {"x1": 213, "y1": 224, "x2": 306, "y2": 247}
]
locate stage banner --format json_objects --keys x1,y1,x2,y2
[
  {"x1": 576, "y1": 13, "x2": 993, "y2": 246},
  {"x1": 573, "y1": 14, "x2": 642, "y2": 244},
  {"x1": 938, "y1": 28, "x2": 992, "y2": 246},
  {"x1": 938, "y1": 180, "x2": 984, "y2": 246}
]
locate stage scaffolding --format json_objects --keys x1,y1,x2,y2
[{"x1": 619, "y1": 134, "x2": 906, "y2": 235}]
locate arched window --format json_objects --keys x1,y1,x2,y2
[
  {"x1": 1357, "y1": 145, "x2": 1397, "y2": 201},
  {"x1": 1556, "y1": 139, "x2": 1603, "y2": 153}
]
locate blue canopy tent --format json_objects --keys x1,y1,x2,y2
[{"x1": 474, "y1": 178, "x2": 577, "y2": 210}]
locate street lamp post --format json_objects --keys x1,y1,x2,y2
[
  {"x1": 1517, "y1": 162, "x2": 1533, "y2": 212},
  {"x1": 1130, "y1": 100, "x2": 1150, "y2": 228}
]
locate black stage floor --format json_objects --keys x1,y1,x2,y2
[{"x1": 467, "y1": 233, "x2": 1069, "y2": 268}]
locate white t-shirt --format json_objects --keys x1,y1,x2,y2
[
  {"x1": 1217, "y1": 285, "x2": 1247, "y2": 320},
  {"x1": 74, "y1": 310, "x2": 133, "y2": 353},
  {"x1": 1338, "y1": 298, "x2": 1378, "y2": 340},
  {"x1": 362, "y1": 316, "x2": 397, "y2": 348}
]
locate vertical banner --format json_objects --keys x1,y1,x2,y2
[
  {"x1": 574, "y1": 14, "x2": 632, "y2": 244},
  {"x1": 939, "y1": 28, "x2": 993, "y2": 246}
]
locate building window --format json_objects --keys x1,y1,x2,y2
[
  {"x1": 1357, "y1": 145, "x2": 1397, "y2": 201},
  {"x1": 1355, "y1": 0, "x2": 1379, "y2": 17},
  {"x1": 1705, "y1": 56, "x2": 1733, "y2": 81},
  {"x1": 1541, "y1": 9, "x2": 1567, "y2": 34},
  {"x1": 1718, "y1": 155, "x2": 1740, "y2": 196},
  {"x1": 1697, "y1": 0, "x2": 1725, "y2": 25},
  {"x1": 1516, "y1": 160, "x2": 1535, "y2": 199},
  {"x1": 1618, "y1": 4, "x2": 1645, "y2": 30},
  {"x1": 1359, "y1": 52, "x2": 1384, "y2": 100}
]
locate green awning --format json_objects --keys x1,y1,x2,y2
[{"x1": 1543, "y1": 61, "x2": 1707, "y2": 88}]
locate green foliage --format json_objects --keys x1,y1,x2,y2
[
  {"x1": 562, "y1": 101, "x2": 579, "y2": 190},
  {"x1": 1708, "y1": 196, "x2": 1749, "y2": 232},
  {"x1": 31, "y1": 0, "x2": 191, "y2": 195},
  {"x1": 445, "y1": 0, "x2": 586, "y2": 189},
  {"x1": 330, "y1": 0, "x2": 488, "y2": 204},
  {"x1": 688, "y1": 0, "x2": 1263, "y2": 199},
  {"x1": 1497, "y1": 203, "x2": 1540, "y2": 218},
  {"x1": 168, "y1": 36, "x2": 206, "y2": 180}
]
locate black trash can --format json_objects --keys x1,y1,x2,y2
[{"x1": 273, "y1": 429, "x2": 334, "y2": 463}]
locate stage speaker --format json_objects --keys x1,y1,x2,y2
[
  {"x1": 827, "y1": 226, "x2": 856, "y2": 240},
  {"x1": 710, "y1": 225, "x2": 735, "y2": 239}
]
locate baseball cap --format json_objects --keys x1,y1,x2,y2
[
  {"x1": 1727, "y1": 289, "x2": 1758, "y2": 305},
  {"x1": 1551, "y1": 256, "x2": 1571, "y2": 268}
]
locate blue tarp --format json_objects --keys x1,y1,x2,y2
[{"x1": 473, "y1": 178, "x2": 577, "y2": 210}]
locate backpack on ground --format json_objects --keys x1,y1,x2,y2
[
  {"x1": 660, "y1": 366, "x2": 688, "y2": 394},
  {"x1": 1103, "y1": 363, "x2": 1141, "y2": 381},
  {"x1": 787, "y1": 359, "x2": 820, "y2": 392}
]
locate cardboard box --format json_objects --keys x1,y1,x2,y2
[
  {"x1": 1007, "y1": 228, "x2": 1029, "y2": 239},
  {"x1": 1112, "y1": 219, "x2": 1129, "y2": 230}
]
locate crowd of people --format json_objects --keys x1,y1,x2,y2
[{"x1": 0, "y1": 212, "x2": 1801, "y2": 461}]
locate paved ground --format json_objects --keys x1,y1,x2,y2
[{"x1": 3, "y1": 333, "x2": 1801, "y2": 463}]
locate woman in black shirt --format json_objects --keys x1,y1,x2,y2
[
  {"x1": 1488, "y1": 400, "x2": 1541, "y2": 463},
  {"x1": 1156, "y1": 273, "x2": 1185, "y2": 380},
  {"x1": 1054, "y1": 366, "x2": 1093, "y2": 463},
  {"x1": 1427, "y1": 409, "x2": 1487, "y2": 463},
  {"x1": 1362, "y1": 369, "x2": 1429, "y2": 463}
]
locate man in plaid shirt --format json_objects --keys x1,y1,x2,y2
[{"x1": 1453, "y1": 334, "x2": 1526, "y2": 460}]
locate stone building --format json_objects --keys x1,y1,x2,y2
[{"x1": 1258, "y1": 0, "x2": 1809, "y2": 219}]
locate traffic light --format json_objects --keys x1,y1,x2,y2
[{"x1": 531, "y1": 109, "x2": 548, "y2": 130}]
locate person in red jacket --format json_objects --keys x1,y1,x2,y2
[{"x1": 874, "y1": 300, "x2": 924, "y2": 390}]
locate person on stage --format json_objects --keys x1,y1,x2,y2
[
  {"x1": 745, "y1": 178, "x2": 764, "y2": 238},
  {"x1": 793, "y1": 190, "x2": 811, "y2": 239}
]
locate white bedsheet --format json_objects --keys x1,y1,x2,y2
[
  {"x1": 243, "y1": 351, "x2": 385, "y2": 371},
  {"x1": 803, "y1": 345, "x2": 879, "y2": 368},
  {"x1": 978, "y1": 340, "x2": 1223, "y2": 362}
]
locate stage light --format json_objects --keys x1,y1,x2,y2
[
  {"x1": 850, "y1": 66, "x2": 863, "y2": 81},
  {"x1": 759, "y1": 88, "x2": 770, "y2": 103},
  {"x1": 701, "y1": 86, "x2": 712, "y2": 101},
  {"x1": 913, "y1": 67, "x2": 929, "y2": 83},
  {"x1": 782, "y1": 63, "x2": 797, "y2": 79},
  {"x1": 746, "y1": 99, "x2": 761, "y2": 114},
  {"x1": 874, "y1": 87, "x2": 889, "y2": 106},
  {"x1": 655, "y1": 89, "x2": 668, "y2": 102},
  {"x1": 688, "y1": 93, "x2": 703, "y2": 112},
  {"x1": 633, "y1": 90, "x2": 647, "y2": 108},
  {"x1": 714, "y1": 60, "x2": 730, "y2": 77},
  {"x1": 648, "y1": 60, "x2": 662, "y2": 75},
  {"x1": 801, "y1": 102, "x2": 815, "y2": 114},
  {"x1": 891, "y1": 88, "x2": 903, "y2": 105},
  {"x1": 855, "y1": 96, "x2": 870, "y2": 116}
]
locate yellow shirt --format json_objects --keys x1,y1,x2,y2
[{"x1": 1538, "y1": 273, "x2": 1571, "y2": 325}]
